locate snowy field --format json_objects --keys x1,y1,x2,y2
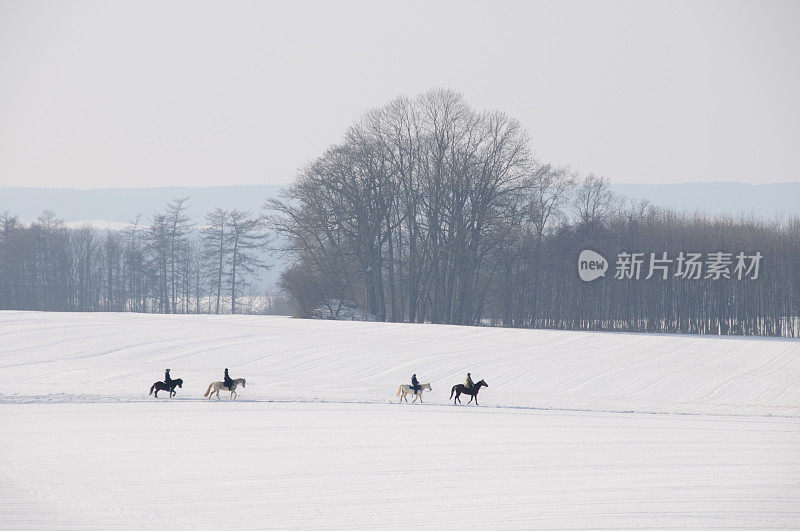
[{"x1": 1, "y1": 311, "x2": 799, "y2": 529}]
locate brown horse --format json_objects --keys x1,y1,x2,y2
[{"x1": 449, "y1": 379, "x2": 488, "y2": 405}]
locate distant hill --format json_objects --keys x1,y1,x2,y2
[
  {"x1": 610, "y1": 182, "x2": 800, "y2": 219},
  {"x1": 1, "y1": 182, "x2": 798, "y2": 226},
  {"x1": 0, "y1": 185, "x2": 284, "y2": 224}
]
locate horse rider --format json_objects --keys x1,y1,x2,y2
[
  {"x1": 163, "y1": 369, "x2": 173, "y2": 386},
  {"x1": 411, "y1": 373, "x2": 420, "y2": 393},
  {"x1": 223, "y1": 368, "x2": 234, "y2": 390},
  {"x1": 465, "y1": 372, "x2": 475, "y2": 390}
]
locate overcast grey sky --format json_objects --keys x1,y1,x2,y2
[{"x1": 1, "y1": 0, "x2": 798, "y2": 189}]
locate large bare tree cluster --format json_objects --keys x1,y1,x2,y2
[
  {"x1": 0, "y1": 201, "x2": 270, "y2": 314},
  {"x1": 269, "y1": 89, "x2": 799, "y2": 336},
  {"x1": 270, "y1": 89, "x2": 538, "y2": 324}
]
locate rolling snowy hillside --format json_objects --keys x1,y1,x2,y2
[{"x1": 1, "y1": 312, "x2": 798, "y2": 528}]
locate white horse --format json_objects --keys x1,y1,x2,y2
[
  {"x1": 396, "y1": 382, "x2": 432, "y2": 403},
  {"x1": 204, "y1": 378, "x2": 246, "y2": 400}
]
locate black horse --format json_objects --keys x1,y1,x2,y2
[
  {"x1": 449, "y1": 379, "x2": 488, "y2": 405},
  {"x1": 149, "y1": 378, "x2": 183, "y2": 398}
]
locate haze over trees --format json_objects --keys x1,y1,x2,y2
[{"x1": 1, "y1": 89, "x2": 798, "y2": 336}]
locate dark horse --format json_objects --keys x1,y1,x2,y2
[
  {"x1": 149, "y1": 379, "x2": 183, "y2": 398},
  {"x1": 449, "y1": 379, "x2": 488, "y2": 405}
]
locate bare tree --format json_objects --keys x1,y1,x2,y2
[
  {"x1": 163, "y1": 198, "x2": 193, "y2": 313},
  {"x1": 147, "y1": 214, "x2": 170, "y2": 313},
  {"x1": 227, "y1": 209, "x2": 270, "y2": 314},
  {"x1": 202, "y1": 208, "x2": 229, "y2": 314},
  {"x1": 0, "y1": 212, "x2": 20, "y2": 308},
  {"x1": 573, "y1": 173, "x2": 619, "y2": 238}
]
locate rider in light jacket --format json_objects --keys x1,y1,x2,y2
[{"x1": 465, "y1": 372, "x2": 475, "y2": 390}]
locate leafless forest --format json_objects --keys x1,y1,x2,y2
[
  {"x1": 0, "y1": 200, "x2": 273, "y2": 316},
  {"x1": 2, "y1": 90, "x2": 798, "y2": 336}
]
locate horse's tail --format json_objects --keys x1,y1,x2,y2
[
  {"x1": 449, "y1": 385, "x2": 457, "y2": 399},
  {"x1": 396, "y1": 385, "x2": 403, "y2": 397},
  {"x1": 203, "y1": 382, "x2": 214, "y2": 397},
  {"x1": 149, "y1": 383, "x2": 155, "y2": 395}
]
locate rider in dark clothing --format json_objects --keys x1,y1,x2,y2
[
  {"x1": 411, "y1": 374, "x2": 420, "y2": 393},
  {"x1": 164, "y1": 369, "x2": 173, "y2": 386},
  {"x1": 223, "y1": 368, "x2": 234, "y2": 390}
]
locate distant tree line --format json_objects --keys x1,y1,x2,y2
[
  {"x1": 2, "y1": 89, "x2": 797, "y2": 336},
  {"x1": 0, "y1": 200, "x2": 273, "y2": 314},
  {"x1": 267, "y1": 89, "x2": 799, "y2": 337}
]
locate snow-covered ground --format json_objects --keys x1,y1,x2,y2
[{"x1": 1, "y1": 311, "x2": 798, "y2": 528}]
